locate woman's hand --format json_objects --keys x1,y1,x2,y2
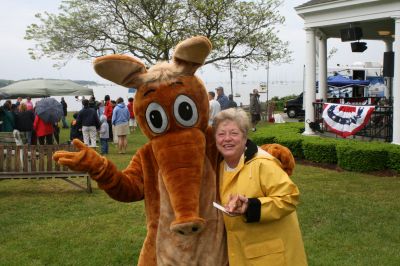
[{"x1": 225, "y1": 194, "x2": 249, "y2": 216}]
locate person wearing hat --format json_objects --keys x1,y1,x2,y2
[{"x1": 215, "y1": 86, "x2": 229, "y2": 110}]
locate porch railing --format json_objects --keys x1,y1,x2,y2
[{"x1": 313, "y1": 101, "x2": 393, "y2": 142}]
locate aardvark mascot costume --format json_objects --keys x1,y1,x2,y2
[{"x1": 53, "y1": 36, "x2": 295, "y2": 266}]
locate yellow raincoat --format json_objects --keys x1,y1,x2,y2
[{"x1": 219, "y1": 142, "x2": 307, "y2": 266}]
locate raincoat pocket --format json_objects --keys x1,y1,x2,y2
[{"x1": 244, "y1": 238, "x2": 286, "y2": 266}]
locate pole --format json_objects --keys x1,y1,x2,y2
[
  {"x1": 266, "y1": 52, "x2": 271, "y2": 121},
  {"x1": 228, "y1": 43, "x2": 233, "y2": 96}
]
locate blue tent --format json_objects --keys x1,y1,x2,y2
[{"x1": 327, "y1": 75, "x2": 370, "y2": 87}]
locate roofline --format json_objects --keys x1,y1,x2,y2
[
  {"x1": 295, "y1": 0, "x2": 339, "y2": 10},
  {"x1": 295, "y1": 0, "x2": 378, "y2": 15}
]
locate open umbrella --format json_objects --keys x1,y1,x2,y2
[{"x1": 35, "y1": 98, "x2": 64, "y2": 123}]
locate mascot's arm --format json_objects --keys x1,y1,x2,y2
[
  {"x1": 260, "y1": 143, "x2": 295, "y2": 176},
  {"x1": 53, "y1": 139, "x2": 145, "y2": 202},
  {"x1": 96, "y1": 148, "x2": 146, "y2": 202}
]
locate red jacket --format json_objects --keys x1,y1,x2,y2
[
  {"x1": 33, "y1": 115, "x2": 54, "y2": 137},
  {"x1": 104, "y1": 100, "x2": 114, "y2": 121},
  {"x1": 127, "y1": 102, "x2": 135, "y2": 118}
]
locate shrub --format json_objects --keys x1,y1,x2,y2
[
  {"x1": 252, "y1": 134, "x2": 276, "y2": 146},
  {"x1": 302, "y1": 137, "x2": 338, "y2": 164},
  {"x1": 386, "y1": 144, "x2": 400, "y2": 171},
  {"x1": 251, "y1": 122, "x2": 302, "y2": 145},
  {"x1": 275, "y1": 135, "x2": 304, "y2": 159},
  {"x1": 249, "y1": 122, "x2": 400, "y2": 173},
  {"x1": 336, "y1": 142, "x2": 388, "y2": 172}
]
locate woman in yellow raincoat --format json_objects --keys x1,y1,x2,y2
[{"x1": 213, "y1": 108, "x2": 307, "y2": 266}]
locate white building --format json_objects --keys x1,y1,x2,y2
[{"x1": 295, "y1": 0, "x2": 400, "y2": 144}]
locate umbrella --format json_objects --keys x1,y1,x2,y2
[
  {"x1": 35, "y1": 98, "x2": 64, "y2": 123},
  {"x1": 0, "y1": 79, "x2": 93, "y2": 99}
]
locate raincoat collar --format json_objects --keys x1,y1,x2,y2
[{"x1": 244, "y1": 139, "x2": 258, "y2": 163}]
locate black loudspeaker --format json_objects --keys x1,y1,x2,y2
[
  {"x1": 351, "y1": 42, "x2": 367, "y2": 52},
  {"x1": 383, "y1": 51, "x2": 394, "y2": 77},
  {"x1": 340, "y1": 27, "x2": 363, "y2": 42},
  {"x1": 353, "y1": 70, "x2": 365, "y2": 80}
]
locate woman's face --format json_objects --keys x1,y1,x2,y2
[{"x1": 215, "y1": 120, "x2": 247, "y2": 165}]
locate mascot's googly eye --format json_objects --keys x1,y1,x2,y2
[
  {"x1": 145, "y1": 102, "x2": 168, "y2": 134},
  {"x1": 174, "y1": 95, "x2": 198, "y2": 127}
]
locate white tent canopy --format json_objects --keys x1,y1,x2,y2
[{"x1": 0, "y1": 79, "x2": 94, "y2": 99}]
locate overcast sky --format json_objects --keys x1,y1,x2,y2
[{"x1": 0, "y1": 0, "x2": 386, "y2": 85}]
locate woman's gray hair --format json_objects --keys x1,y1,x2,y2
[{"x1": 212, "y1": 108, "x2": 250, "y2": 135}]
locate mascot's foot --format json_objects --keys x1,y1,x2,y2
[{"x1": 170, "y1": 217, "x2": 206, "y2": 236}]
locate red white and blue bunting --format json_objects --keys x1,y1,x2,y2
[{"x1": 322, "y1": 103, "x2": 375, "y2": 138}]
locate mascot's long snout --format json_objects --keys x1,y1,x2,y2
[{"x1": 152, "y1": 129, "x2": 206, "y2": 236}]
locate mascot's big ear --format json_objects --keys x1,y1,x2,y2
[
  {"x1": 173, "y1": 36, "x2": 212, "y2": 75},
  {"x1": 93, "y1": 54, "x2": 147, "y2": 88}
]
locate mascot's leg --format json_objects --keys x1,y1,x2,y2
[{"x1": 156, "y1": 158, "x2": 228, "y2": 266}]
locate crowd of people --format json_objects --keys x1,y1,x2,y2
[
  {"x1": 2, "y1": 88, "x2": 260, "y2": 150},
  {"x1": 0, "y1": 94, "x2": 136, "y2": 154},
  {"x1": 208, "y1": 86, "x2": 261, "y2": 131},
  {"x1": 0, "y1": 96, "x2": 59, "y2": 145},
  {"x1": 208, "y1": 86, "x2": 238, "y2": 126},
  {"x1": 71, "y1": 95, "x2": 135, "y2": 154}
]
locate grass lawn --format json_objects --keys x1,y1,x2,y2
[{"x1": 0, "y1": 117, "x2": 399, "y2": 265}]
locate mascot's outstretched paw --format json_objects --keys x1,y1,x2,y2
[
  {"x1": 261, "y1": 144, "x2": 295, "y2": 176},
  {"x1": 53, "y1": 139, "x2": 105, "y2": 176}
]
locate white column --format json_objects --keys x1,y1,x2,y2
[
  {"x1": 392, "y1": 17, "x2": 400, "y2": 145},
  {"x1": 318, "y1": 35, "x2": 328, "y2": 101},
  {"x1": 303, "y1": 28, "x2": 317, "y2": 136},
  {"x1": 384, "y1": 39, "x2": 393, "y2": 52},
  {"x1": 384, "y1": 39, "x2": 393, "y2": 98}
]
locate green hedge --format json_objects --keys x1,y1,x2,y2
[
  {"x1": 252, "y1": 134, "x2": 276, "y2": 146},
  {"x1": 249, "y1": 122, "x2": 400, "y2": 173},
  {"x1": 336, "y1": 142, "x2": 388, "y2": 172},
  {"x1": 274, "y1": 136, "x2": 305, "y2": 159},
  {"x1": 251, "y1": 122, "x2": 303, "y2": 145},
  {"x1": 386, "y1": 145, "x2": 400, "y2": 171},
  {"x1": 302, "y1": 138, "x2": 339, "y2": 164},
  {"x1": 252, "y1": 123, "x2": 305, "y2": 158}
]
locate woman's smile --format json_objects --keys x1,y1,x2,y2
[{"x1": 215, "y1": 120, "x2": 247, "y2": 168}]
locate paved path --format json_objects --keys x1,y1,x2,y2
[{"x1": 274, "y1": 113, "x2": 303, "y2": 123}]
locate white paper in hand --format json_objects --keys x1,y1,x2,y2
[{"x1": 213, "y1": 202, "x2": 234, "y2": 216}]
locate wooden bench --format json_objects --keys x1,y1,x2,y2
[
  {"x1": 0, "y1": 144, "x2": 92, "y2": 193},
  {"x1": 0, "y1": 131, "x2": 26, "y2": 145}
]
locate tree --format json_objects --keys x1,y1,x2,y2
[
  {"x1": 25, "y1": 0, "x2": 291, "y2": 68},
  {"x1": 327, "y1": 47, "x2": 338, "y2": 61}
]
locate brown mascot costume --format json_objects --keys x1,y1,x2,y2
[{"x1": 53, "y1": 36, "x2": 296, "y2": 266}]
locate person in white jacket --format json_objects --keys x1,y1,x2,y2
[{"x1": 208, "y1": 91, "x2": 221, "y2": 126}]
